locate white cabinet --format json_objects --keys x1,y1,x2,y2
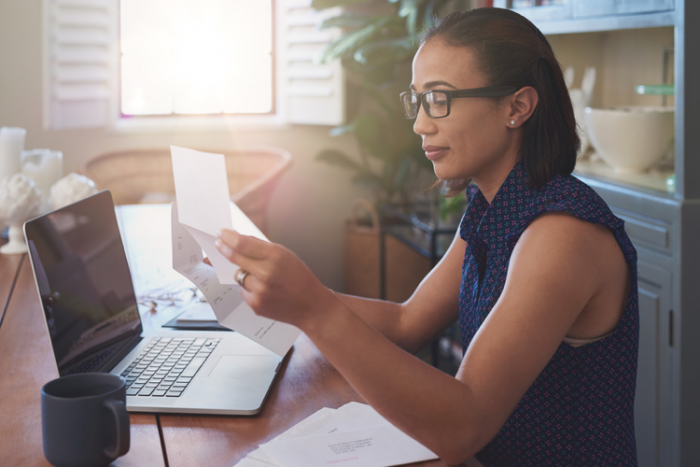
[{"x1": 636, "y1": 258, "x2": 673, "y2": 467}]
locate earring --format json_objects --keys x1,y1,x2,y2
[{"x1": 510, "y1": 120, "x2": 515, "y2": 125}]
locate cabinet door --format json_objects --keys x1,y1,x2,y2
[
  {"x1": 573, "y1": 0, "x2": 674, "y2": 18},
  {"x1": 636, "y1": 259, "x2": 673, "y2": 467}
]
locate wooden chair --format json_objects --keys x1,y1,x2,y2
[{"x1": 81, "y1": 147, "x2": 292, "y2": 235}]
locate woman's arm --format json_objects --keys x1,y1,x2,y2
[
  {"x1": 332, "y1": 230, "x2": 465, "y2": 353},
  {"x1": 214, "y1": 212, "x2": 624, "y2": 464}
]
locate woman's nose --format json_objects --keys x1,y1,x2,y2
[{"x1": 412, "y1": 105, "x2": 436, "y2": 136}]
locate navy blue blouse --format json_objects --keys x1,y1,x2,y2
[{"x1": 458, "y1": 160, "x2": 639, "y2": 466}]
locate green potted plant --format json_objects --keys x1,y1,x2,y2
[{"x1": 313, "y1": 0, "x2": 456, "y2": 209}]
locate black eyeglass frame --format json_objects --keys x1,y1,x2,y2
[{"x1": 400, "y1": 85, "x2": 521, "y2": 119}]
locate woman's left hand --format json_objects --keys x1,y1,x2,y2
[{"x1": 215, "y1": 229, "x2": 337, "y2": 329}]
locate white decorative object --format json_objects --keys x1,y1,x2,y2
[
  {"x1": 585, "y1": 106, "x2": 675, "y2": 173},
  {"x1": 49, "y1": 173, "x2": 98, "y2": 210},
  {"x1": 21, "y1": 149, "x2": 63, "y2": 213},
  {"x1": 0, "y1": 127, "x2": 26, "y2": 182},
  {"x1": 564, "y1": 67, "x2": 596, "y2": 157},
  {"x1": 0, "y1": 173, "x2": 41, "y2": 255}
]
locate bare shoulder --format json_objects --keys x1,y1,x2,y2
[
  {"x1": 521, "y1": 211, "x2": 622, "y2": 258},
  {"x1": 509, "y1": 210, "x2": 628, "y2": 317}
]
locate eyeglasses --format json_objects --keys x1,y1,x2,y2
[{"x1": 399, "y1": 86, "x2": 520, "y2": 119}]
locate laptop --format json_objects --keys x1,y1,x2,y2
[{"x1": 23, "y1": 190, "x2": 283, "y2": 415}]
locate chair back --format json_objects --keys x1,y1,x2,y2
[{"x1": 81, "y1": 147, "x2": 292, "y2": 234}]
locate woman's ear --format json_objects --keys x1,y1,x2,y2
[{"x1": 506, "y1": 86, "x2": 538, "y2": 128}]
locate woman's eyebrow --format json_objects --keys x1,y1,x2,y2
[
  {"x1": 409, "y1": 81, "x2": 457, "y2": 91},
  {"x1": 424, "y1": 80, "x2": 458, "y2": 89}
]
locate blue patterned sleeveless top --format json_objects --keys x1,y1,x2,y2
[{"x1": 459, "y1": 160, "x2": 639, "y2": 466}]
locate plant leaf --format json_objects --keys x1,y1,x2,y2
[
  {"x1": 312, "y1": 0, "x2": 375, "y2": 9},
  {"x1": 318, "y1": 14, "x2": 374, "y2": 29},
  {"x1": 353, "y1": 38, "x2": 415, "y2": 66},
  {"x1": 329, "y1": 124, "x2": 355, "y2": 137},
  {"x1": 353, "y1": 114, "x2": 382, "y2": 146},
  {"x1": 352, "y1": 171, "x2": 381, "y2": 188},
  {"x1": 315, "y1": 149, "x2": 363, "y2": 171},
  {"x1": 402, "y1": 0, "x2": 423, "y2": 35},
  {"x1": 393, "y1": 157, "x2": 412, "y2": 189},
  {"x1": 318, "y1": 17, "x2": 393, "y2": 64},
  {"x1": 361, "y1": 82, "x2": 399, "y2": 117}
]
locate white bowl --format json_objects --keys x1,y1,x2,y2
[{"x1": 584, "y1": 106, "x2": 674, "y2": 173}]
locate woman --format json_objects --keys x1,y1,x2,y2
[{"x1": 215, "y1": 8, "x2": 638, "y2": 466}]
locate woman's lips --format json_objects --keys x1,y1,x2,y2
[{"x1": 423, "y1": 145, "x2": 449, "y2": 161}]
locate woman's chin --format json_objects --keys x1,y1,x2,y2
[{"x1": 433, "y1": 163, "x2": 465, "y2": 182}]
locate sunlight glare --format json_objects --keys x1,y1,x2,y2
[{"x1": 121, "y1": 0, "x2": 273, "y2": 116}]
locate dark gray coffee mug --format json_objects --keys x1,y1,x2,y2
[{"x1": 41, "y1": 373, "x2": 130, "y2": 467}]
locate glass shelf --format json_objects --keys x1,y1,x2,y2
[
  {"x1": 379, "y1": 203, "x2": 461, "y2": 263},
  {"x1": 574, "y1": 157, "x2": 674, "y2": 194}
]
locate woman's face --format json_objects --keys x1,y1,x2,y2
[{"x1": 411, "y1": 40, "x2": 519, "y2": 184}]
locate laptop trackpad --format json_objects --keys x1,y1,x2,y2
[{"x1": 208, "y1": 355, "x2": 275, "y2": 380}]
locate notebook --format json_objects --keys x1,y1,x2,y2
[{"x1": 24, "y1": 190, "x2": 283, "y2": 415}]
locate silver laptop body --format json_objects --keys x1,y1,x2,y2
[{"x1": 24, "y1": 190, "x2": 282, "y2": 415}]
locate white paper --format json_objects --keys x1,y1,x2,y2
[
  {"x1": 170, "y1": 146, "x2": 301, "y2": 357},
  {"x1": 237, "y1": 403, "x2": 438, "y2": 467},
  {"x1": 176, "y1": 302, "x2": 217, "y2": 322},
  {"x1": 171, "y1": 146, "x2": 238, "y2": 284}
]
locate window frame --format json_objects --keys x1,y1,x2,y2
[{"x1": 44, "y1": 0, "x2": 344, "y2": 132}]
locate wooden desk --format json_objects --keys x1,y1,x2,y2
[{"x1": 0, "y1": 205, "x2": 444, "y2": 467}]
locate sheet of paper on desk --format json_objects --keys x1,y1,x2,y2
[
  {"x1": 170, "y1": 146, "x2": 301, "y2": 357},
  {"x1": 236, "y1": 402, "x2": 438, "y2": 467},
  {"x1": 176, "y1": 302, "x2": 217, "y2": 322}
]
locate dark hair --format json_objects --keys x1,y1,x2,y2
[{"x1": 421, "y1": 8, "x2": 579, "y2": 193}]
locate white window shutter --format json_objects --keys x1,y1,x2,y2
[
  {"x1": 44, "y1": 0, "x2": 117, "y2": 130},
  {"x1": 278, "y1": 0, "x2": 345, "y2": 126}
]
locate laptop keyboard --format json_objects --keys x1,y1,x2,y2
[
  {"x1": 70, "y1": 347, "x2": 118, "y2": 374},
  {"x1": 121, "y1": 337, "x2": 221, "y2": 398}
]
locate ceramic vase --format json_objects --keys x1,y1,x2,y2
[{"x1": 0, "y1": 173, "x2": 41, "y2": 255}]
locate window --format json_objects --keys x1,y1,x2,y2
[
  {"x1": 120, "y1": 0, "x2": 274, "y2": 117},
  {"x1": 44, "y1": 0, "x2": 344, "y2": 130}
]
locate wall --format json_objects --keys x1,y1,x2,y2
[{"x1": 0, "y1": 0, "x2": 378, "y2": 290}]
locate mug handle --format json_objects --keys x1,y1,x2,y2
[{"x1": 102, "y1": 399, "x2": 130, "y2": 459}]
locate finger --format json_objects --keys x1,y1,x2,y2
[
  {"x1": 217, "y1": 229, "x2": 271, "y2": 260},
  {"x1": 215, "y1": 238, "x2": 268, "y2": 277},
  {"x1": 235, "y1": 267, "x2": 252, "y2": 290},
  {"x1": 235, "y1": 268, "x2": 264, "y2": 304},
  {"x1": 203, "y1": 257, "x2": 212, "y2": 266}
]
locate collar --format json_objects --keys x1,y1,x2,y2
[{"x1": 459, "y1": 159, "x2": 533, "y2": 247}]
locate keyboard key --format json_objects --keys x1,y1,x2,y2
[
  {"x1": 181, "y1": 357, "x2": 206, "y2": 377},
  {"x1": 138, "y1": 387, "x2": 155, "y2": 396},
  {"x1": 166, "y1": 390, "x2": 183, "y2": 397},
  {"x1": 126, "y1": 387, "x2": 140, "y2": 396},
  {"x1": 152, "y1": 390, "x2": 167, "y2": 397}
]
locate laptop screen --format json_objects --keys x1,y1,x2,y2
[{"x1": 24, "y1": 191, "x2": 142, "y2": 375}]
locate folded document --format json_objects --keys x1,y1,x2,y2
[
  {"x1": 170, "y1": 146, "x2": 300, "y2": 357},
  {"x1": 235, "y1": 402, "x2": 438, "y2": 467}
]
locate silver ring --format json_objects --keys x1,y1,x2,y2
[{"x1": 236, "y1": 269, "x2": 250, "y2": 289}]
